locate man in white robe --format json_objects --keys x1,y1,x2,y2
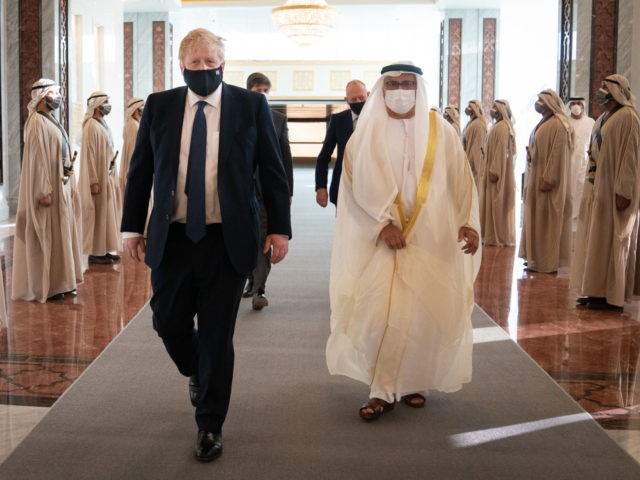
[
  {"x1": 326, "y1": 63, "x2": 481, "y2": 421},
  {"x1": 78, "y1": 92, "x2": 121, "y2": 264},
  {"x1": 566, "y1": 97, "x2": 595, "y2": 220},
  {"x1": 12, "y1": 79, "x2": 83, "y2": 302},
  {"x1": 571, "y1": 74, "x2": 640, "y2": 310}
]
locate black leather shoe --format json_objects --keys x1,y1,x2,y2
[
  {"x1": 195, "y1": 431, "x2": 222, "y2": 462},
  {"x1": 106, "y1": 252, "x2": 121, "y2": 262},
  {"x1": 587, "y1": 301, "x2": 623, "y2": 311},
  {"x1": 88, "y1": 255, "x2": 113, "y2": 264},
  {"x1": 252, "y1": 293, "x2": 269, "y2": 310},
  {"x1": 189, "y1": 375, "x2": 199, "y2": 407}
]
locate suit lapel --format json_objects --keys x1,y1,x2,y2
[
  {"x1": 218, "y1": 83, "x2": 239, "y2": 166},
  {"x1": 168, "y1": 87, "x2": 188, "y2": 182}
]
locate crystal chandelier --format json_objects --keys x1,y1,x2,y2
[{"x1": 272, "y1": 0, "x2": 338, "y2": 47}]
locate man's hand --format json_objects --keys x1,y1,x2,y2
[
  {"x1": 264, "y1": 234, "x2": 289, "y2": 264},
  {"x1": 539, "y1": 179, "x2": 553, "y2": 192},
  {"x1": 616, "y1": 194, "x2": 631, "y2": 211},
  {"x1": 316, "y1": 188, "x2": 328, "y2": 208},
  {"x1": 90, "y1": 183, "x2": 101, "y2": 195},
  {"x1": 38, "y1": 194, "x2": 52, "y2": 207},
  {"x1": 123, "y1": 236, "x2": 146, "y2": 262},
  {"x1": 458, "y1": 226, "x2": 479, "y2": 255},
  {"x1": 380, "y1": 224, "x2": 406, "y2": 250}
]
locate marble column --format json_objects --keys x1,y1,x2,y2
[
  {"x1": 442, "y1": 9, "x2": 499, "y2": 122},
  {"x1": 123, "y1": 13, "x2": 171, "y2": 101},
  {"x1": 0, "y1": 0, "x2": 21, "y2": 218},
  {"x1": 572, "y1": 0, "x2": 592, "y2": 100},
  {"x1": 589, "y1": 0, "x2": 618, "y2": 118}
]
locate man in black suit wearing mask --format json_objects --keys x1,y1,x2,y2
[
  {"x1": 315, "y1": 79, "x2": 368, "y2": 208},
  {"x1": 121, "y1": 28, "x2": 291, "y2": 462}
]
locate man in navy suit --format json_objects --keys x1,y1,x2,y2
[
  {"x1": 315, "y1": 80, "x2": 368, "y2": 207},
  {"x1": 121, "y1": 29, "x2": 291, "y2": 462}
]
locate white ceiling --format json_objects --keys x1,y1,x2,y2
[{"x1": 124, "y1": 0, "x2": 514, "y2": 13}]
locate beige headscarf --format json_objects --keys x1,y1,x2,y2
[
  {"x1": 125, "y1": 97, "x2": 144, "y2": 120},
  {"x1": 25, "y1": 79, "x2": 59, "y2": 133},
  {"x1": 538, "y1": 88, "x2": 575, "y2": 151},
  {"x1": 493, "y1": 99, "x2": 517, "y2": 156},
  {"x1": 83, "y1": 91, "x2": 109, "y2": 126},
  {"x1": 444, "y1": 105, "x2": 461, "y2": 133},
  {"x1": 603, "y1": 74, "x2": 639, "y2": 119},
  {"x1": 467, "y1": 99, "x2": 484, "y2": 118}
]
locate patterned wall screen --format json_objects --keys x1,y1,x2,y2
[
  {"x1": 447, "y1": 18, "x2": 462, "y2": 108},
  {"x1": 481, "y1": 18, "x2": 497, "y2": 122}
]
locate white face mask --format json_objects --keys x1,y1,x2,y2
[
  {"x1": 384, "y1": 89, "x2": 416, "y2": 115},
  {"x1": 570, "y1": 104, "x2": 583, "y2": 116}
]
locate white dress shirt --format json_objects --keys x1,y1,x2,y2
[
  {"x1": 123, "y1": 86, "x2": 222, "y2": 239},
  {"x1": 173, "y1": 87, "x2": 222, "y2": 224}
]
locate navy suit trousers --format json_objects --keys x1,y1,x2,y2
[{"x1": 150, "y1": 222, "x2": 246, "y2": 433}]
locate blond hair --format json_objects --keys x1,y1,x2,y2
[{"x1": 178, "y1": 28, "x2": 226, "y2": 65}]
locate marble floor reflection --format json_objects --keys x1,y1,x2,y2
[{"x1": 1, "y1": 220, "x2": 639, "y2": 464}]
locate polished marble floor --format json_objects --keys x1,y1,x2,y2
[{"x1": 1, "y1": 174, "x2": 639, "y2": 464}]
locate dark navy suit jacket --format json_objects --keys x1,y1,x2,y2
[
  {"x1": 121, "y1": 84, "x2": 291, "y2": 274},
  {"x1": 315, "y1": 109, "x2": 354, "y2": 205}
]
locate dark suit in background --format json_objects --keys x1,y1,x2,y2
[
  {"x1": 315, "y1": 109, "x2": 354, "y2": 205},
  {"x1": 247, "y1": 109, "x2": 293, "y2": 305},
  {"x1": 121, "y1": 83, "x2": 291, "y2": 435}
]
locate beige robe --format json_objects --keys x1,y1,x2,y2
[
  {"x1": 119, "y1": 116, "x2": 139, "y2": 202},
  {"x1": 12, "y1": 112, "x2": 83, "y2": 302},
  {"x1": 481, "y1": 120, "x2": 516, "y2": 246},
  {"x1": 79, "y1": 118, "x2": 120, "y2": 255},
  {"x1": 519, "y1": 115, "x2": 572, "y2": 273},
  {"x1": 571, "y1": 106, "x2": 640, "y2": 305},
  {"x1": 327, "y1": 112, "x2": 481, "y2": 399},
  {"x1": 463, "y1": 117, "x2": 487, "y2": 186}
]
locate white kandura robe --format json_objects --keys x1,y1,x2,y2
[
  {"x1": 12, "y1": 112, "x2": 83, "y2": 302},
  {"x1": 568, "y1": 114, "x2": 595, "y2": 219},
  {"x1": 78, "y1": 117, "x2": 120, "y2": 255},
  {"x1": 327, "y1": 112, "x2": 481, "y2": 400}
]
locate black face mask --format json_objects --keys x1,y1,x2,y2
[
  {"x1": 183, "y1": 67, "x2": 223, "y2": 97},
  {"x1": 99, "y1": 104, "x2": 112, "y2": 116},
  {"x1": 348, "y1": 101, "x2": 365, "y2": 115},
  {"x1": 464, "y1": 107, "x2": 472, "y2": 116}
]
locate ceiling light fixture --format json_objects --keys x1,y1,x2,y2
[{"x1": 272, "y1": 0, "x2": 338, "y2": 47}]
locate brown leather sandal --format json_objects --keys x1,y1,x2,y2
[
  {"x1": 358, "y1": 397, "x2": 395, "y2": 421},
  {"x1": 401, "y1": 393, "x2": 426, "y2": 408}
]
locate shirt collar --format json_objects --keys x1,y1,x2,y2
[{"x1": 187, "y1": 83, "x2": 222, "y2": 109}]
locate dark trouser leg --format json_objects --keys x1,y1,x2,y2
[
  {"x1": 150, "y1": 223, "x2": 246, "y2": 433},
  {"x1": 150, "y1": 227, "x2": 199, "y2": 377},
  {"x1": 251, "y1": 202, "x2": 271, "y2": 294}
]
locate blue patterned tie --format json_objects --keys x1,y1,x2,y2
[{"x1": 185, "y1": 100, "x2": 207, "y2": 243}]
